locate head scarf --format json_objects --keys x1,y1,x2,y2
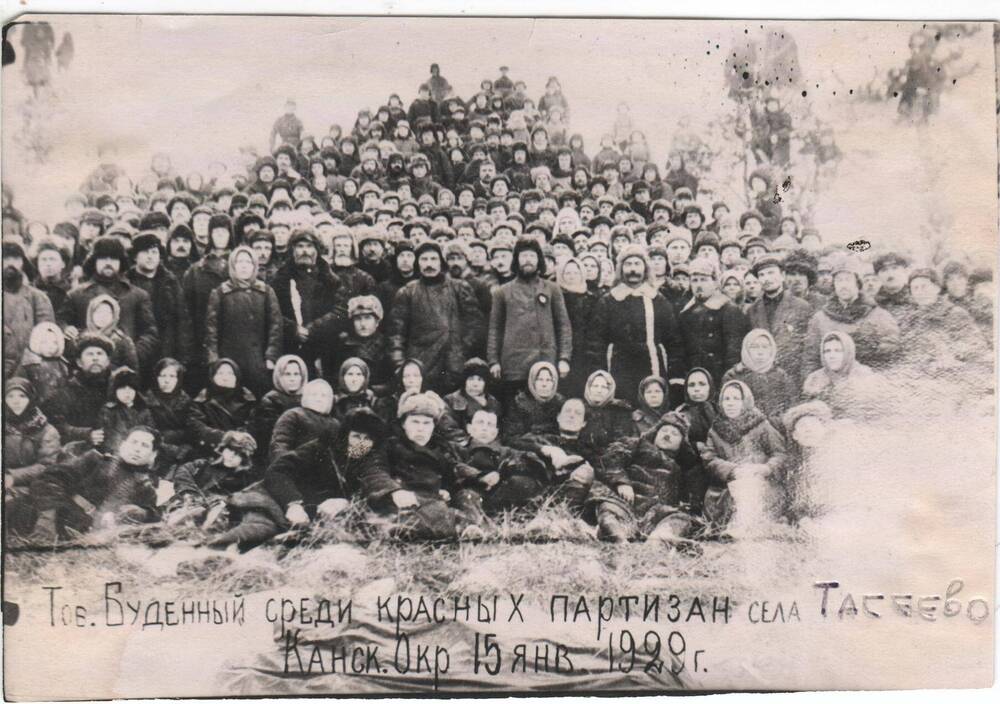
[
  {"x1": 584, "y1": 369, "x2": 617, "y2": 408},
  {"x1": 740, "y1": 328, "x2": 777, "y2": 374},
  {"x1": 526, "y1": 361, "x2": 559, "y2": 403},
  {"x1": 85, "y1": 293, "x2": 121, "y2": 335},
  {"x1": 207, "y1": 358, "x2": 243, "y2": 399},
  {"x1": 28, "y1": 321, "x2": 65, "y2": 358},
  {"x1": 227, "y1": 245, "x2": 258, "y2": 286},
  {"x1": 395, "y1": 358, "x2": 425, "y2": 394},
  {"x1": 820, "y1": 330, "x2": 858, "y2": 380},
  {"x1": 556, "y1": 257, "x2": 587, "y2": 294},
  {"x1": 636, "y1": 375, "x2": 668, "y2": 416},
  {"x1": 271, "y1": 354, "x2": 308, "y2": 394},
  {"x1": 713, "y1": 379, "x2": 767, "y2": 443},
  {"x1": 338, "y1": 357, "x2": 371, "y2": 395}
]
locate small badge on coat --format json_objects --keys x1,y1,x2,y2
[{"x1": 537, "y1": 293, "x2": 548, "y2": 305}]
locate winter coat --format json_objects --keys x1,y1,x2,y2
[
  {"x1": 171, "y1": 457, "x2": 261, "y2": 500},
  {"x1": 204, "y1": 279, "x2": 283, "y2": 395},
  {"x1": 328, "y1": 330, "x2": 391, "y2": 392},
  {"x1": 502, "y1": 391, "x2": 566, "y2": 442},
  {"x1": 3, "y1": 282, "x2": 55, "y2": 376},
  {"x1": 487, "y1": 276, "x2": 572, "y2": 382},
  {"x1": 591, "y1": 285, "x2": 688, "y2": 401},
  {"x1": 580, "y1": 400, "x2": 635, "y2": 450},
  {"x1": 146, "y1": 388, "x2": 195, "y2": 447},
  {"x1": 4, "y1": 407, "x2": 61, "y2": 486},
  {"x1": 443, "y1": 390, "x2": 502, "y2": 443},
  {"x1": 181, "y1": 253, "x2": 228, "y2": 363},
  {"x1": 745, "y1": 289, "x2": 813, "y2": 384},
  {"x1": 15, "y1": 353, "x2": 69, "y2": 417},
  {"x1": 37, "y1": 277, "x2": 71, "y2": 322},
  {"x1": 561, "y1": 289, "x2": 600, "y2": 396},
  {"x1": 801, "y1": 331, "x2": 884, "y2": 419},
  {"x1": 386, "y1": 435, "x2": 459, "y2": 498},
  {"x1": 388, "y1": 277, "x2": 485, "y2": 392},
  {"x1": 875, "y1": 287, "x2": 914, "y2": 323},
  {"x1": 679, "y1": 292, "x2": 750, "y2": 386},
  {"x1": 97, "y1": 399, "x2": 155, "y2": 454},
  {"x1": 269, "y1": 406, "x2": 340, "y2": 461},
  {"x1": 330, "y1": 263, "x2": 377, "y2": 300},
  {"x1": 721, "y1": 365, "x2": 795, "y2": 427},
  {"x1": 49, "y1": 370, "x2": 110, "y2": 443},
  {"x1": 61, "y1": 278, "x2": 158, "y2": 369},
  {"x1": 270, "y1": 262, "x2": 349, "y2": 360},
  {"x1": 803, "y1": 296, "x2": 900, "y2": 374},
  {"x1": 30, "y1": 450, "x2": 159, "y2": 530},
  {"x1": 127, "y1": 266, "x2": 187, "y2": 362},
  {"x1": 189, "y1": 382, "x2": 257, "y2": 450},
  {"x1": 601, "y1": 432, "x2": 706, "y2": 516}
]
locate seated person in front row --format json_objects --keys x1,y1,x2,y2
[
  {"x1": 26, "y1": 425, "x2": 162, "y2": 542},
  {"x1": 164, "y1": 430, "x2": 284, "y2": 548},
  {"x1": 588, "y1": 411, "x2": 707, "y2": 543}
]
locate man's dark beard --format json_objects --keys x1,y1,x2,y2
[
  {"x1": 448, "y1": 265, "x2": 465, "y2": 278},
  {"x1": 80, "y1": 366, "x2": 110, "y2": 385},
  {"x1": 518, "y1": 266, "x2": 538, "y2": 280},
  {"x1": 94, "y1": 266, "x2": 119, "y2": 283},
  {"x1": 3, "y1": 265, "x2": 23, "y2": 291}
]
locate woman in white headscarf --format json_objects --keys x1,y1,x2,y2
[{"x1": 722, "y1": 328, "x2": 796, "y2": 425}]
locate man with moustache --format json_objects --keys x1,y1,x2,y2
[
  {"x1": 487, "y1": 236, "x2": 572, "y2": 409},
  {"x1": 60, "y1": 237, "x2": 159, "y2": 374},
  {"x1": 270, "y1": 228, "x2": 349, "y2": 374},
  {"x1": 590, "y1": 245, "x2": 687, "y2": 406},
  {"x1": 163, "y1": 224, "x2": 198, "y2": 279},
  {"x1": 388, "y1": 240, "x2": 485, "y2": 393},
  {"x1": 32, "y1": 239, "x2": 73, "y2": 315}
]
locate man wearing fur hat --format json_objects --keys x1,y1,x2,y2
[
  {"x1": 487, "y1": 236, "x2": 573, "y2": 408},
  {"x1": 32, "y1": 239, "x2": 73, "y2": 316},
  {"x1": 901, "y1": 268, "x2": 988, "y2": 370},
  {"x1": 872, "y1": 252, "x2": 915, "y2": 323},
  {"x1": 678, "y1": 257, "x2": 751, "y2": 387},
  {"x1": 325, "y1": 295, "x2": 391, "y2": 390},
  {"x1": 60, "y1": 236, "x2": 159, "y2": 375},
  {"x1": 47, "y1": 332, "x2": 115, "y2": 447},
  {"x1": 3, "y1": 242, "x2": 55, "y2": 376},
  {"x1": 127, "y1": 231, "x2": 187, "y2": 365},
  {"x1": 591, "y1": 244, "x2": 687, "y2": 407},
  {"x1": 388, "y1": 240, "x2": 485, "y2": 393}
]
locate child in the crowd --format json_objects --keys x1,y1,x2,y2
[
  {"x1": 14, "y1": 322, "x2": 70, "y2": 417},
  {"x1": 700, "y1": 380, "x2": 787, "y2": 538},
  {"x1": 269, "y1": 378, "x2": 340, "y2": 461},
  {"x1": 145, "y1": 357, "x2": 196, "y2": 462},
  {"x1": 443, "y1": 357, "x2": 502, "y2": 444},
  {"x1": 251, "y1": 354, "x2": 307, "y2": 448},
  {"x1": 592, "y1": 411, "x2": 706, "y2": 543},
  {"x1": 502, "y1": 361, "x2": 565, "y2": 441},
  {"x1": 189, "y1": 358, "x2": 257, "y2": 450},
  {"x1": 334, "y1": 357, "x2": 377, "y2": 419},
  {"x1": 722, "y1": 329, "x2": 796, "y2": 427},
  {"x1": 81, "y1": 293, "x2": 139, "y2": 372},
  {"x1": 632, "y1": 374, "x2": 669, "y2": 435},
  {"x1": 97, "y1": 367, "x2": 155, "y2": 454}
]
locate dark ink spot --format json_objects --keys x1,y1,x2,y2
[
  {"x1": 847, "y1": 240, "x2": 871, "y2": 253},
  {"x1": 801, "y1": 90, "x2": 808, "y2": 97},
  {"x1": 3, "y1": 601, "x2": 20, "y2": 626},
  {"x1": 742, "y1": 71, "x2": 750, "y2": 80}
]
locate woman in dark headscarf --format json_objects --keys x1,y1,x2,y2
[
  {"x1": 675, "y1": 367, "x2": 717, "y2": 446},
  {"x1": 189, "y1": 358, "x2": 257, "y2": 451},
  {"x1": 502, "y1": 361, "x2": 566, "y2": 442},
  {"x1": 632, "y1": 375, "x2": 670, "y2": 436},
  {"x1": 556, "y1": 258, "x2": 598, "y2": 398},
  {"x1": 146, "y1": 357, "x2": 196, "y2": 458}
]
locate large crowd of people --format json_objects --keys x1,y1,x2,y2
[{"x1": 2, "y1": 64, "x2": 994, "y2": 548}]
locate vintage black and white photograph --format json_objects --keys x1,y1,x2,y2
[{"x1": 1, "y1": 13, "x2": 997, "y2": 698}]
